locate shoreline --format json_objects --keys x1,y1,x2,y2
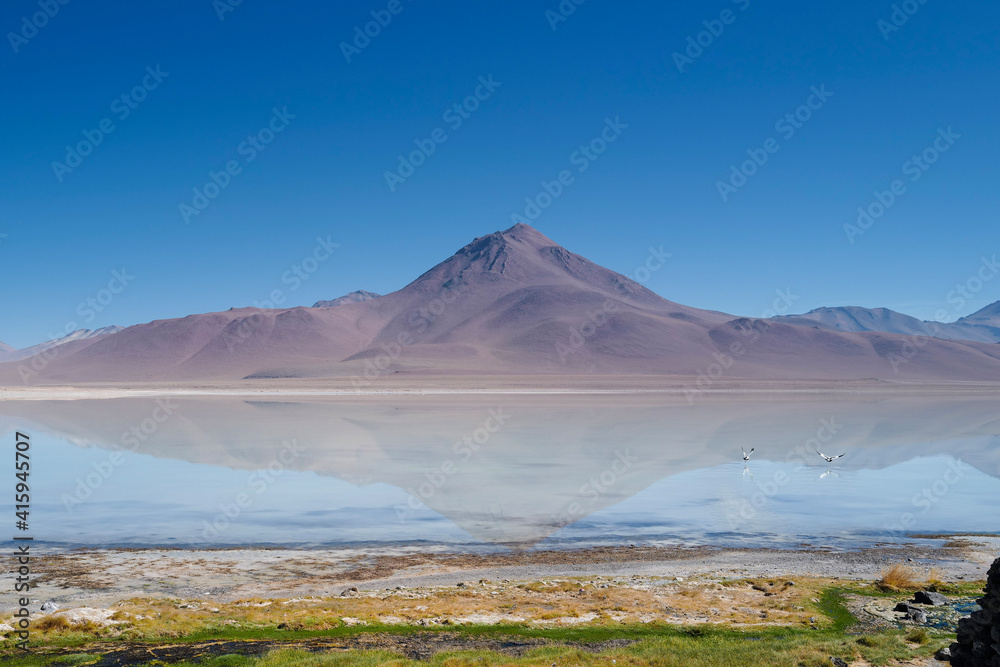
[
  {"x1": 9, "y1": 537, "x2": 997, "y2": 612},
  {"x1": 5, "y1": 376, "x2": 1000, "y2": 400}
]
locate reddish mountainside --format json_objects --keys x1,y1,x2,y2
[{"x1": 2, "y1": 223, "x2": 1000, "y2": 383}]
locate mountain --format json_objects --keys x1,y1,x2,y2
[
  {"x1": 312, "y1": 290, "x2": 381, "y2": 308},
  {"x1": 773, "y1": 306, "x2": 933, "y2": 336},
  {"x1": 774, "y1": 305, "x2": 1000, "y2": 344},
  {"x1": 0, "y1": 326, "x2": 125, "y2": 363},
  {"x1": 3, "y1": 223, "x2": 1000, "y2": 383},
  {"x1": 957, "y1": 301, "x2": 1000, "y2": 326}
]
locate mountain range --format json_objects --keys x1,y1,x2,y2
[
  {"x1": 774, "y1": 305, "x2": 1000, "y2": 343},
  {"x1": 2, "y1": 223, "x2": 999, "y2": 384}
]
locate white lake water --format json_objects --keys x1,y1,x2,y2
[{"x1": 1, "y1": 393, "x2": 997, "y2": 550}]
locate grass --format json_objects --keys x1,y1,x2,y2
[
  {"x1": 0, "y1": 627, "x2": 951, "y2": 667},
  {"x1": 875, "y1": 564, "x2": 921, "y2": 592},
  {"x1": 0, "y1": 577, "x2": 974, "y2": 667},
  {"x1": 0, "y1": 586, "x2": 958, "y2": 667}
]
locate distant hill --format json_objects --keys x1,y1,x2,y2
[
  {"x1": 313, "y1": 290, "x2": 381, "y2": 308},
  {"x1": 774, "y1": 305, "x2": 1000, "y2": 344}
]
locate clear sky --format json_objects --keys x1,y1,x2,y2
[{"x1": 2, "y1": 0, "x2": 998, "y2": 348}]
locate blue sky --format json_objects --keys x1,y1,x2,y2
[{"x1": 1, "y1": 0, "x2": 998, "y2": 348}]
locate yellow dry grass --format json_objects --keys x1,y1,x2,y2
[
  {"x1": 875, "y1": 564, "x2": 922, "y2": 592},
  {"x1": 14, "y1": 576, "x2": 834, "y2": 641}
]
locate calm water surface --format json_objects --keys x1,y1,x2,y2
[{"x1": 1, "y1": 393, "x2": 997, "y2": 550}]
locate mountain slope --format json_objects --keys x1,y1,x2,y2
[
  {"x1": 0, "y1": 327, "x2": 125, "y2": 363},
  {"x1": 957, "y1": 301, "x2": 1000, "y2": 326}
]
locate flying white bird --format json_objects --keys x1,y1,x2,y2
[
  {"x1": 741, "y1": 447, "x2": 755, "y2": 462},
  {"x1": 815, "y1": 449, "x2": 845, "y2": 463}
]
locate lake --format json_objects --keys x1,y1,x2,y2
[{"x1": 1, "y1": 392, "x2": 997, "y2": 550}]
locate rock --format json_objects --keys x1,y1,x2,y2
[
  {"x1": 51, "y1": 607, "x2": 123, "y2": 627},
  {"x1": 894, "y1": 602, "x2": 919, "y2": 614},
  {"x1": 341, "y1": 587, "x2": 359, "y2": 597},
  {"x1": 949, "y1": 556, "x2": 1000, "y2": 666},
  {"x1": 935, "y1": 646, "x2": 952, "y2": 660},
  {"x1": 914, "y1": 591, "x2": 950, "y2": 606},
  {"x1": 830, "y1": 657, "x2": 848, "y2": 667},
  {"x1": 39, "y1": 602, "x2": 59, "y2": 613},
  {"x1": 0, "y1": 623, "x2": 14, "y2": 634},
  {"x1": 905, "y1": 608, "x2": 927, "y2": 624},
  {"x1": 862, "y1": 603, "x2": 898, "y2": 623},
  {"x1": 456, "y1": 582, "x2": 467, "y2": 588},
  {"x1": 340, "y1": 617, "x2": 366, "y2": 627}
]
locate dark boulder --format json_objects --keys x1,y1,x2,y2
[
  {"x1": 949, "y1": 556, "x2": 1000, "y2": 666},
  {"x1": 914, "y1": 590, "x2": 950, "y2": 606}
]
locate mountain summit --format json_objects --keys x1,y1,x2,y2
[
  {"x1": 313, "y1": 290, "x2": 382, "y2": 308},
  {"x1": 3, "y1": 223, "x2": 1000, "y2": 383}
]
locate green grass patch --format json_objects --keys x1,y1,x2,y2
[{"x1": 0, "y1": 584, "x2": 961, "y2": 667}]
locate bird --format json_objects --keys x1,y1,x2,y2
[
  {"x1": 815, "y1": 449, "x2": 845, "y2": 463},
  {"x1": 741, "y1": 447, "x2": 755, "y2": 461}
]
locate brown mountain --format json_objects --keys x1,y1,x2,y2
[{"x1": 2, "y1": 223, "x2": 1000, "y2": 383}]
